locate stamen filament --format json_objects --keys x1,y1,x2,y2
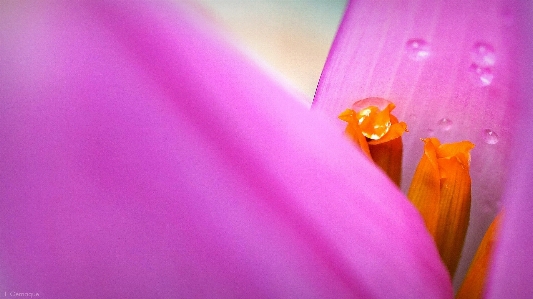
[
  {"x1": 407, "y1": 138, "x2": 474, "y2": 277},
  {"x1": 338, "y1": 100, "x2": 492, "y2": 293},
  {"x1": 339, "y1": 98, "x2": 407, "y2": 186},
  {"x1": 456, "y1": 213, "x2": 501, "y2": 299}
]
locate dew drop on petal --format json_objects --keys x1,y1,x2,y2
[
  {"x1": 405, "y1": 38, "x2": 430, "y2": 61},
  {"x1": 437, "y1": 118, "x2": 453, "y2": 131},
  {"x1": 427, "y1": 128, "x2": 435, "y2": 136},
  {"x1": 469, "y1": 64, "x2": 494, "y2": 86},
  {"x1": 483, "y1": 129, "x2": 499, "y2": 144},
  {"x1": 471, "y1": 42, "x2": 496, "y2": 67}
]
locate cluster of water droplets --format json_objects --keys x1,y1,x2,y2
[
  {"x1": 405, "y1": 38, "x2": 430, "y2": 61},
  {"x1": 434, "y1": 115, "x2": 499, "y2": 146},
  {"x1": 469, "y1": 42, "x2": 496, "y2": 86},
  {"x1": 404, "y1": 39, "x2": 499, "y2": 145},
  {"x1": 405, "y1": 39, "x2": 497, "y2": 86}
]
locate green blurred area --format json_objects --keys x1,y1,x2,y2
[{"x1": 195, "y1": 0, "x2": 347, "y2": 101}]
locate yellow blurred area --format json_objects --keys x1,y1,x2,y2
[{"x1": 194, "y1": 0, "x2": 347, "y2": 102}]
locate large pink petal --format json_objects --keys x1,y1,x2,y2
[
  {"x1": 486, "y1": 1, "x2": 533, "y2": 297},
  {"x1": 0, "y1": 1, "x2": 451, "y2": 298},
  {"x1": 313, "y1": 0, "x2": 516, "y2": 285}
]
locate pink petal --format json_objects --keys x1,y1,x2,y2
[
  {"x1": 313, "y1": 0, "x2": 516, "y2": 285},
  {"x1": 486, "y1": 1, "x2": 533, "y2": 297},
  {"x1": 0, "y1": 1, "x2": 451, "y2": 298}
]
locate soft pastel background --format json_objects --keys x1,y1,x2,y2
[{"x1": 195, "y1": 0, "x2": 347, "y2": 100}]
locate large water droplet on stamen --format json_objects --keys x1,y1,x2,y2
[
  {"x1": 405, "y1": 39, "x2": 430, "y2": 61},
  {"x1": 471, "y1": 42, "x2": 496, "y2": 67},
  {"x1": 483, "y1": 129, "x2": 499, "y2": 144},
  {"x1": 438, "y1": 118, "x2": 453, "y2": 131},
  {"x1": 469, "y1": 64, "x2": 494, "y2": 86}
]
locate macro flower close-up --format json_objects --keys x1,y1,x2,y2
[{"x1": 1, "y1": 1, "x2": 532, "y2": 298}]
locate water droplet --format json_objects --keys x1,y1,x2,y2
[
  {"x1": 438, "y1": 118, "x2": 453, "y2": 131},
  {"x1": 483, "y1": 129, "x2": 499, "y2": 144},
  {"x1": 427, "y1": 129, "x2": 435, "y2": 136},
  {"x1": 405, "y1": 39, "x2": 430, "y2": 61},
  {"x1": 469, "y1": 63, "x2": 494, "y2": 86},
  {"x1": 471, "y1": 42, "x2": 496, "y2": 67}
]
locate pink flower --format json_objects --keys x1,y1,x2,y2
[
  {"x1": 0, "y1": 1, "x2": 530, "y2": 298},
  {"x1": 313, "y1": 1, "x2": 533, "y2": 297}
]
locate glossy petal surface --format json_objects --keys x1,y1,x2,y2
[
  {"x1": 0, "y1": 1, "x2": 451, "y2": 298},
  {"x1": 486, "y1": 1, "x2": 533, "y2": 297},
  {"x1": 313, "y1": 0, "x2": 517, "y2": 284}
]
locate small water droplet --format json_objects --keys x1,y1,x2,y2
[
  {"x1": 427, "y1": 128, "x2": 435, "y2": 136},
  {"x1": 483, "y1": 129, "x2": 499, "y2": 144},
  {"x1": 471, "y1": 42, "x2": 496, "y2": 67},
  {"x1": 405, "y1": 39, "x2": 430, "y2": 61},
  {"x1": 438, "y1": 118, "x2": 453, "y2": 131},
  {"x1": 469, "y1": 63, "x2": 494, "y2": 86}
]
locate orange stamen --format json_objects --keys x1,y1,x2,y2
[
  {"x1": 339, "y1": 97, "x2": 407, "y2": 186},
  {"x1": 456, "y1": 213, "x2": 501, "y2": 299},
  {"x1": 407, "y1": 137, "x2": 474, "y2": 277}
]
